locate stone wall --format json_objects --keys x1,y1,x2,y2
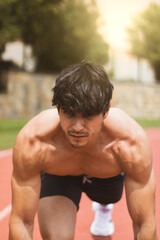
[
  {"x1": 0, "y1": 71, "x2": 55, "y2": 118},
  {"x1": 0, "y1": 71, "x2": 160, "y2": 119},
  {"x1": 112, "y1": 82, "x2": 160, "y2": 119}
]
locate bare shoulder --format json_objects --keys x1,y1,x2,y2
[
  {"x1": 106, "y1": 108, "x2": 152, "y2": 182},
  {"x1": 24, "y1": 108, "x2": 59, "y2": 136},
  {"x1": 13, "y1": 108, "x2": 59, "y2": 178},
  {"x1": 106, "y1": 107, "x2": 148, "y2": 139}
]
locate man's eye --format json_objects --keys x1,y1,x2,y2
[
  {"x1": 62, "y1": 109, "x2": 72, "y2": 116},
  {"x1": 86, "y1": 116, "x2": 94, "y2": 120},
  {"x1": 66, "y1": 114, "x2": 73, "y2": 118},
  {"x1": 65, "y1": 112, "x2": 74, "y2": 118}
]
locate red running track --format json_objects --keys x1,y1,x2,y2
[{"x1": 0, "y1": 128, "x2": 160, "y2": 239}]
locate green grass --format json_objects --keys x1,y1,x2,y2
[
  {"x1": 0, "y1": 118, "x2": 160, "y2": 150},
  {"x1": 0, "y1": 119, "x2": 29, "y2": 150},
  {"x1": 136, "y1": 119, "x2": 160, "y2": 128}
]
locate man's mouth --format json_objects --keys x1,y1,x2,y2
[
  {"x1": 68, "y1": 130, "x2": 88, "y2": 138},
  {"x1": 69, "y1": 134, "x2": 87, "y2": 138}
]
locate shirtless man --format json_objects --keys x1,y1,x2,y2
[{"x1": 9, "y1": 63, "x2": 157, "y2": 240}]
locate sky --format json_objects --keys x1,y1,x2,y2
[{"x1": 96, "y1": 0, "x2": 160, "y2": 50}]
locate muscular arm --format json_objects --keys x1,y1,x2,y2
[
  {"x1": 125, "y1": 168, "x2": 157, "y2": 240},
  {"x1": 9, "y1": 110, "x2": 58, "y2": 239},
  {"x1": 113, "y1": 114, "x2": 158, "y2": 240},
  {"x1": 9, "y1": 170, "x2": 41, "y2": 240},
  {"x1": 9, "y1": 133, "x2": 41, "y2": 240}
]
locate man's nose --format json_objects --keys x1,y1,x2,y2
[{"x1": 72, "y1": 118, "x2": 85, "y2": 132}]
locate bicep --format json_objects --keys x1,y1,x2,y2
[
  {"x1": 10, "y1": 171, "x2": 41, "y2": 223},
  {"x1": 125, "y1": 168, "x2": 156, "y2": 225}
]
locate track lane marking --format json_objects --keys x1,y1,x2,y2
[
  {"x1": 0, "y1": 149, "x2": 13, "y2": 159},
  {"x1": 0, "y1": 204, "x2": 11, "y2": 221}
]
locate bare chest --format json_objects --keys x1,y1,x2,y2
[{"x1": 42, "y1": 146, "x2": 122, "y2": 178}]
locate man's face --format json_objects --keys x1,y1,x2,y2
[{"x1": 59, "y1": 109, "x2": 107, "y2": 148}]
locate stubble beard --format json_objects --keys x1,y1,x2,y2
[
  {"x1": 70, "y1": 142, "x2": 87, "y2": 148},
  {"x1": 67, "y1": 130, "x2": 89, "y2": 148},
  {"x1": 69, "y1": 137, "x2": 89, "y2": 148}
]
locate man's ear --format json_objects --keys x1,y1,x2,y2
[{"x1": 103, "y1": 103, "x2": 111, "y2": 119}]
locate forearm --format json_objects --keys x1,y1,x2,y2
[
  {"x1": 133, "y1": 222, "x2": 157, "y2": 240},
  {"x1": 9, "y1": 216, "x2": 33, "y2": 240}
]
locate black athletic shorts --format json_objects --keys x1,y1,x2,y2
[{"x1": 40, "y1": 173, "x2": 125, "y2": 210}]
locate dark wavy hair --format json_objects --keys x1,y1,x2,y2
[{"x1": 52, "y1": 62, "x2": 114, "y2": 116}]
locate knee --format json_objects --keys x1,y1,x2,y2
[
  {"x1": 57, "y1": 231, "x2": 74, "y2": 240},
  {"x1": 41, "y1": 229, "x2": 75, "y2": 240}
]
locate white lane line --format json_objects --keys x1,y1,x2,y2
[
  {"x1": 0, "y1": 204, "x2": 11, "y2": 221},
  {"x1": 0, "y1": 149, "x2": 13, "y2": 158}
]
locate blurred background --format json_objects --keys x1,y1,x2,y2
[{"x1": 0, "y1": 0, "x2": 160, "y2": 149}]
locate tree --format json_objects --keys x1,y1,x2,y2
[
  {"x1": 33, "y1": 0, "x2": 109, "y2": 72},
  {"x1": 127, "y1": 3, "x2": 160, "y2": 81},
  {"x1": 0, "y1": 0, "x2": 62, "y2": 68},
  {"x1": 0, "y1": 0, "x2": 20, "y2": 59},
  {"x1": 0, "y1": 0, "x2": 109, "y2": 72}
]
